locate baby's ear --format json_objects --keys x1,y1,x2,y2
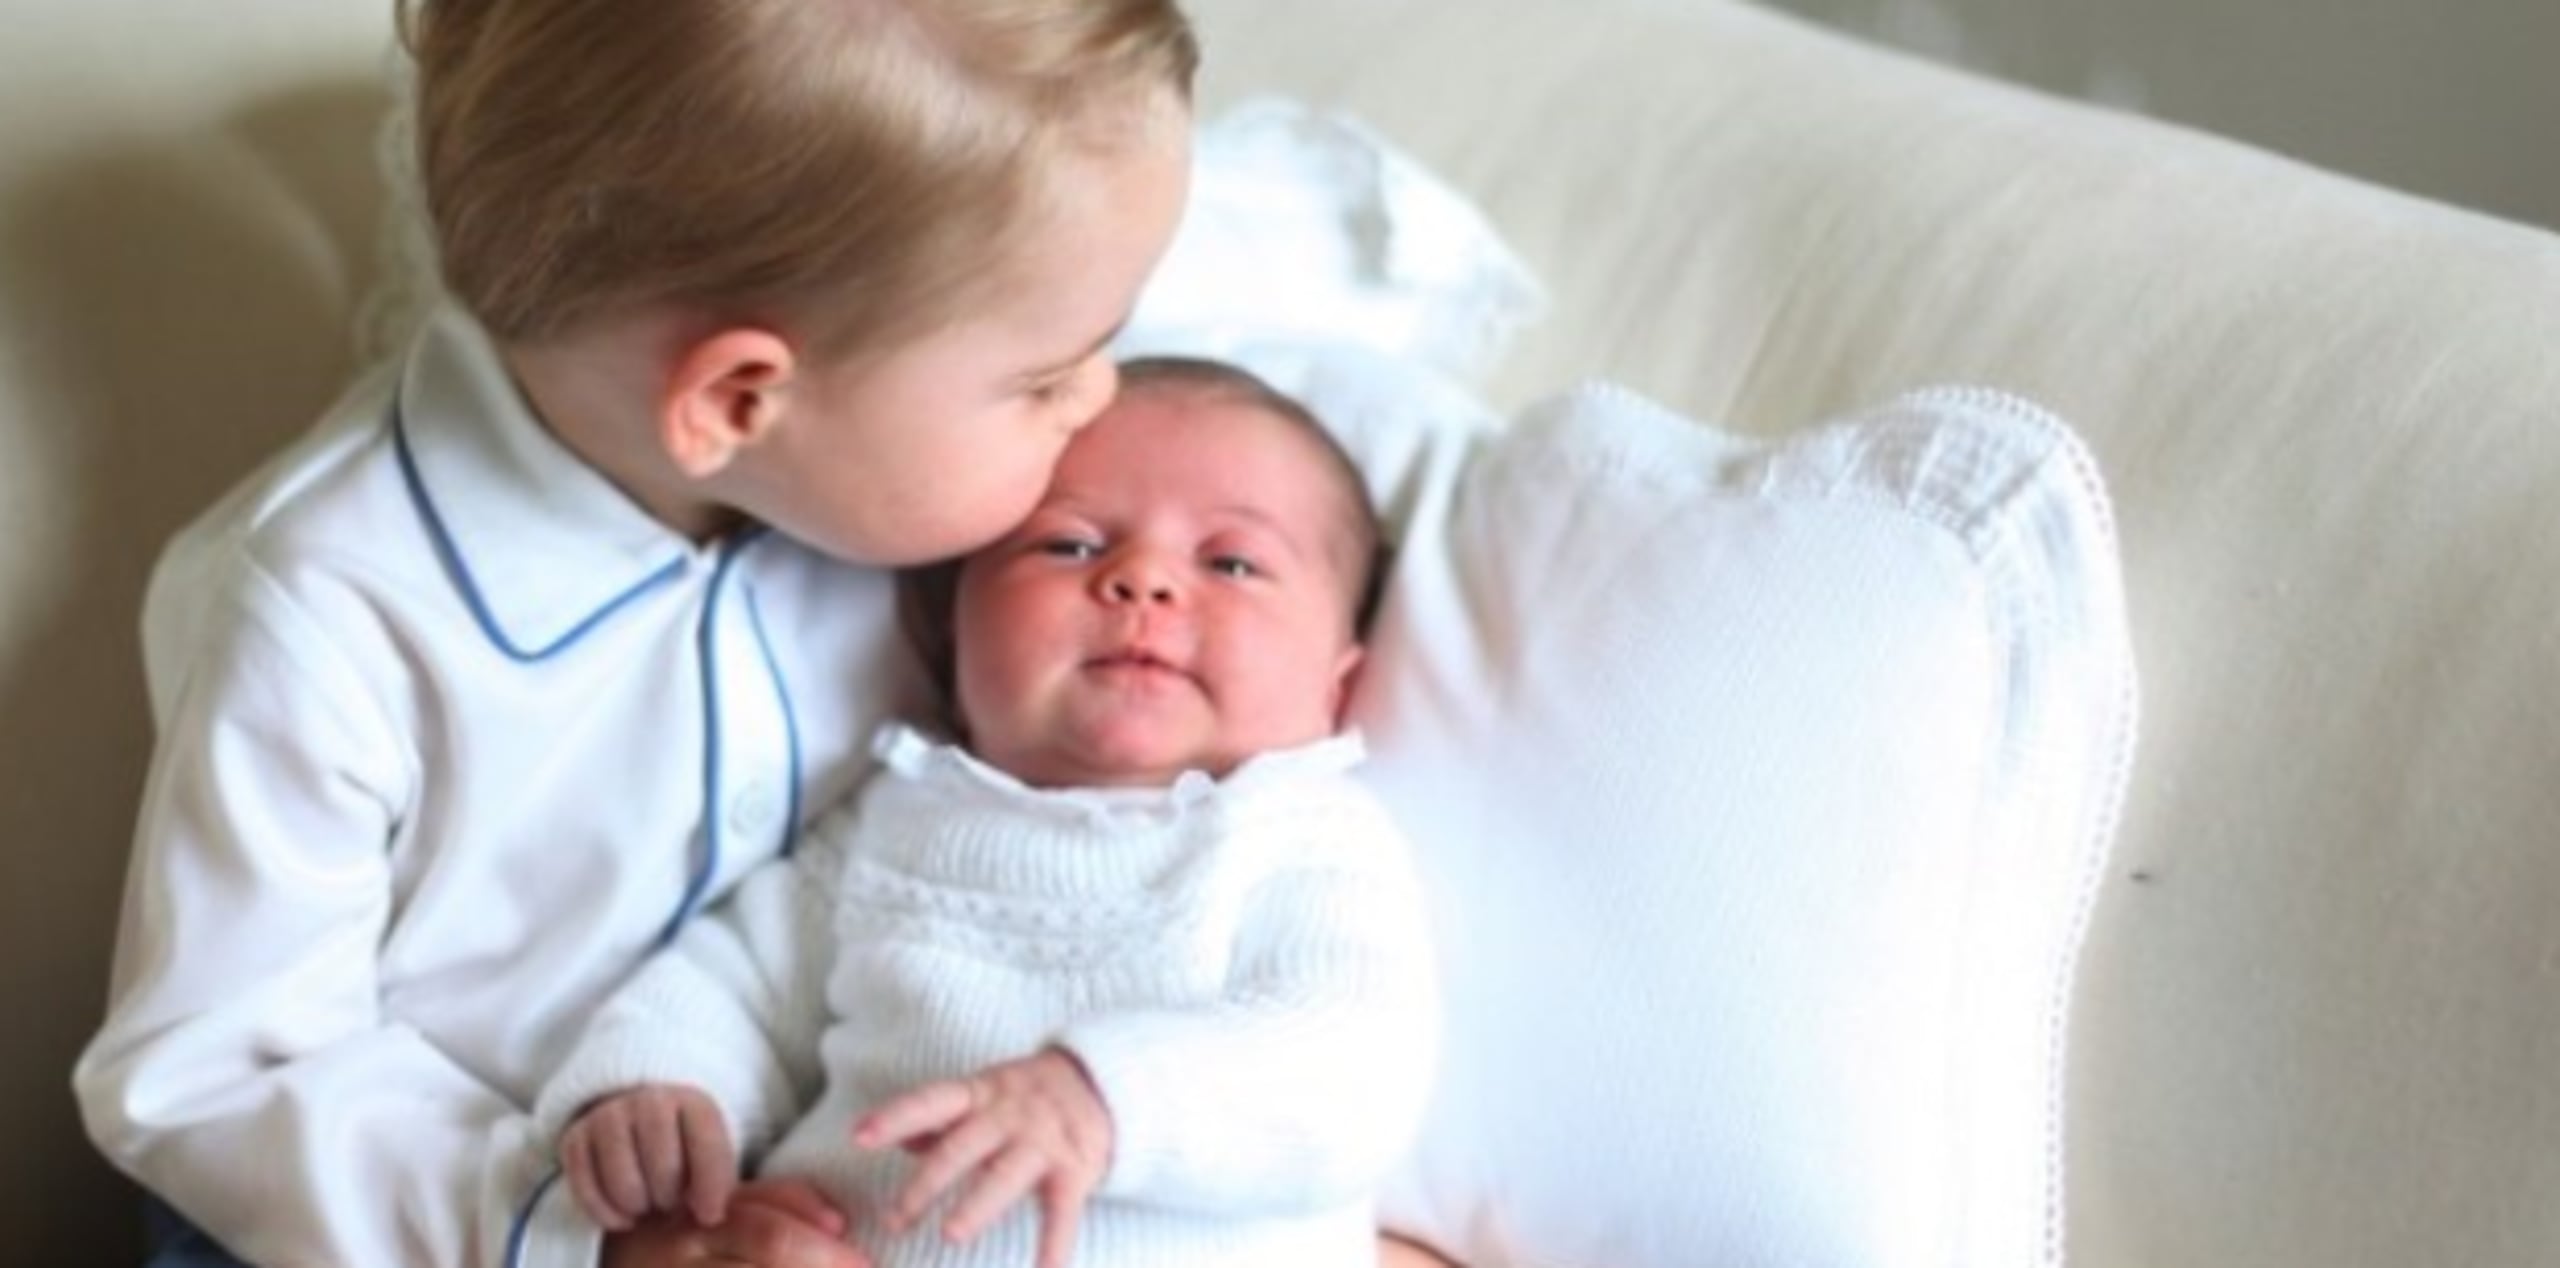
[
  {"x1": 1327, "y1": 643, "x2": 1366, "y2": 729},
  {"x1": 660, "y1": 327, "x2": 795, "y2": 478}
]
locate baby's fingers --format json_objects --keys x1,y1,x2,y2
[
  {"x1": 634, "y1": 1093, "x2": 690, "y2": 1217},
  {"x1": 1034, "y1": 1171, "x2": 1093, "y2": 1268},
  {"x1": 678, "y1": 1094, "x2": 739, "y2": 1226},
  {"x1": 936, "y1": 1144, "x2": 1057, "y2": 1246},
  {"x1": 559, "y1": 1121, "x2": 639, "y2": 1232},
  {"x1": 886, "y1": 1113, "x2": 1007, "y2": 1232},
  {"x1": 853, "y1": 1077, "x2": 975, "y2": 1150},
  {"x1": 852, "y1": 1079, "x2": 974, "y2": 1152}
]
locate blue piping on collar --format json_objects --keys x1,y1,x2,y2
[
  {"x1": 387, "y1": 393, "x2": 803, "y2": 958},
  {"x1": 390, "y1": 399, "x2": 686, "y2": 662}
]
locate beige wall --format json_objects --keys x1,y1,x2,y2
[
  {"x1": 1759, "y1": 0, "x2": 2560, "y2": 230},
  {"x1": 0, "y1": 4, "x2": 396, "y2": 1257}
]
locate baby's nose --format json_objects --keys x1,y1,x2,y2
[
  {"x1": 1098, "y1": 556, "x2": 1178, "y2": 605},
  {"x1": 1104, "y1": 575, "x2": 1175, "y2": 604}
]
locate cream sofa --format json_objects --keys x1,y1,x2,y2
[{"x1": 9, "y1": 1, "x2": 2558, "y2": 1264}]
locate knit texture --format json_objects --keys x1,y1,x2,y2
[{"x1": 542, "y1": 724, "x2": 1438, "y2": 1267}]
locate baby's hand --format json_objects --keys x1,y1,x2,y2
[
  {"x1": 562, "y1": 1082, "x2": 740, "y2": 1232},
  {"x1": 853, "y1": 1048, "x2": 1114, "y2": 1268}
]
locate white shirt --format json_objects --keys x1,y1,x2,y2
[
  {"x1": 527, "y1": 724, "x2": 1437, "y2": 1268},
  {"x1": 73, "y1": 303, "x2": 927, "y2": 1267}
]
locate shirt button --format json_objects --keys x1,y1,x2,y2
[{"x1": 729, "y1": 779, "x2": 783, "y2": 838}]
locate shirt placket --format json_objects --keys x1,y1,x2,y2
[{"x1": 663, "y1": 534, "x2": 801, "y2": 945}]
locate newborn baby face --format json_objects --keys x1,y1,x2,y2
[{"x1": 950, "y1": 387, "x2": 1366, "y2": 788}]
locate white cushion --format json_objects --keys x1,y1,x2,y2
[{"x1": 1270, "y1": 356, "x2": 2136, "y2": 1267}]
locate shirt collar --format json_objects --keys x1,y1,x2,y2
[
  {"x1": 871, "y1": 720, "x2": 1368, "y2": 812},
  {"x1": 394, "y1": 302, "x2": 702, "y2": 658}
]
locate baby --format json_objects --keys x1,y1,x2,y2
[{"x1": 539, "y1": 357, "x2": 1437, "y2": 1268}]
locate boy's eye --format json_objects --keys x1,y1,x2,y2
[
  {"x1": 1207, "y1": 555, "x2": 1260, "y2": 579},
  {"x1": 1037, "y1": 538, "x2": 1100, "y2": 561}
]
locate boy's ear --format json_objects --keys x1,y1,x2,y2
[{"x1": 660, "y1": 327, "x2": 797, "y2": 478}]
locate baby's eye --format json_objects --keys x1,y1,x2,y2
[
  {"x1": 1206, "y1": 555, "x2": 1261, "y2": 579},
  {"x1": 1037, "y1": 538, "x2": 1101, "y2": 561}
]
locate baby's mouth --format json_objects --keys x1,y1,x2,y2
[{"x1": 1086, "y1": 648, "x2": 1187, "y2": 679}]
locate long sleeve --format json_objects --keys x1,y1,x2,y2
[
  {"x1": 512, "y1": 838, "x2": 840, "y2": 1268},
  {"x1": 1060, "y1": 786, "x2": 1440, "y2": 1217},
  {"x1": 73, "y1": 561, "x2": 540, "y2": 1267},
  {"x1": 536, "y1": 813, "x2": 845, "y2": 1154}
]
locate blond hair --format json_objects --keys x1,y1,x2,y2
[{"x1": 397, "y1": 0, "x2": 1196, "y2": 358}]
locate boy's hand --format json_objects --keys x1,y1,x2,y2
[
  {"x1": 853, "y1": 1047, "x2": 1115, "y2": 1268},
  {"x1": 603, "y1": 1178, "x2": 870, "y2": 1268},
  {"x1": 562, "y1": 1083, "x2": 739, "y2": 1231}
]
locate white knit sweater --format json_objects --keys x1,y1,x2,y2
[{"x1": 540, "y1": 723, "x2": 1438, "y2": 1267}]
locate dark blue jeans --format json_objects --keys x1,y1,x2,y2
[{"x1": 143, "y1": 1195, "x2": 250, "y2": 1268}]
